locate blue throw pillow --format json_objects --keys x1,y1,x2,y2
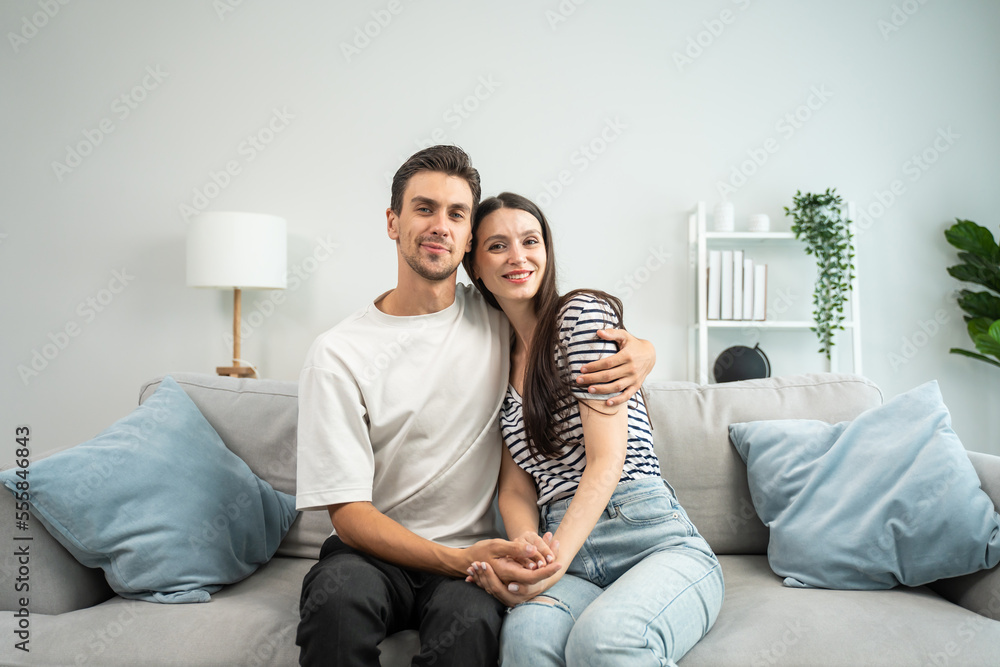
[
  {"x1": 0, "y1": 376, "x2": 299, "y2": 603},
  {"x1": 729, "y1": 380, "x2": 1000, "y2": 590}
]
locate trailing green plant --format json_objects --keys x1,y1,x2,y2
[
  {"x1": 944, "y1": 219, "x2": 1000, "y2": 368},
  {"x1": 784, "y1": 189, "x2": 855, "y2": 360}
]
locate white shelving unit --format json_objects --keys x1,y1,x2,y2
[{"x1": 688, "y1": 201, "x2": 862, "y2": 384}]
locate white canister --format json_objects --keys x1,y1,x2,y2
[
  {"x1": 713, "y1": 202, "x2": 735, "y2": 232},
  {"x1": 748, "y1": 213, "x2": 770, "y2": 232}
]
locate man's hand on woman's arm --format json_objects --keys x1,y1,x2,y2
[{"x1": 575, "y1": 329, "x2": 656, "y2": 406}]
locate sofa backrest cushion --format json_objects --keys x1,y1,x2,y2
[
  {"x1": 140, "y1": 374, "x2": 329, "y2": 559},
  {"x1": 642, "y1": 374, "x2": 882, "y2": 555},
  {"x1": 144, "y1": 372, "x2": 883, "y2": 560}
]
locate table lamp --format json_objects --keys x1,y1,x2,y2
[{"x1": 186, "y1": 211, "x2": 287, "y2": 378}]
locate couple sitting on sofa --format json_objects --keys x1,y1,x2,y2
[{"x1": 295, "y1": 145, "x2": 724, "y2": 666}]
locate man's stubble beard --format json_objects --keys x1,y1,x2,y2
[{"x1": 398, "y1": 238, "x2": 462, "y2": 282}]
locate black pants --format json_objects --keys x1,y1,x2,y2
[{"x1": 296, "y1": 536, "x2": 506, "y2": 667}]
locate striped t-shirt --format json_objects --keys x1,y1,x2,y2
[{"x1": 499, "y1": 293, "x2": 660, "y2": 506}]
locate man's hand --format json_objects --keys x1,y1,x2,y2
[
  {"x1": 576, "y1": 329, "x2": 656, "y2": 406},
  {"x1": 461, "y1": 539, "x2": 562, "y2": 584},
  {"x1": 466, "y1": 561, "x2": 553, "y2": 608}
]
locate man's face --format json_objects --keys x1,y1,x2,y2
[{"x1": 387, "y1": 171, "x2": 474, "y2": 282}]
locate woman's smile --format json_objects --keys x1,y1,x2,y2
[{"x1": 503, "y1": 270, "x2": 534, "y2": 284}]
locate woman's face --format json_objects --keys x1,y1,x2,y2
[{"x1": 472, "y1": 207, "x2": 547, "y2": 307}]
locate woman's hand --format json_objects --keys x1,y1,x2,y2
[
  {"x1": 576, "y1": 329, "x2": 655, "y2": 406},
  {"x1": 510, "y1": 531, "x2": 558, "y2": 570},
  {"x1": 466, "y1": 560, "x2": 554, "y2": 607},
  {"x1": 460, "y1": 538, "x2": 560, "y2": 583}
]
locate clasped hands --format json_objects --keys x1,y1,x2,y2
[{"x1": 464, "y1": 531, "x2": 560, "y2": 607}]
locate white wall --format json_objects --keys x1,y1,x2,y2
[{"x1": 3, "y1": 0, "x2": 998, "y2": 458}]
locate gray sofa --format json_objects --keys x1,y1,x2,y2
[{"x1": 2, "y1": 372, "x2": 999, "y2": 666}]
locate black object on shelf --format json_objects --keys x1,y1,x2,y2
[{"x1": 713, "y1": 344, "x2": 771, "y2": 383}]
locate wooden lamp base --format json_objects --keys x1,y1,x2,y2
[
  {"x1": 216, "y1": 365, "x2": 257, "y2": 378},
  {"x1": 216, "y1": 287, "x2": 258, "y2": 379}
]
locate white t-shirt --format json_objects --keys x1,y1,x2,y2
[{"x1": 296, "y1": 284, "x2": 510, "y2": 548}]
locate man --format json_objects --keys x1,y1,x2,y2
[{"x1": 295, "y1": 145, "x2": 655, "y2": 666}]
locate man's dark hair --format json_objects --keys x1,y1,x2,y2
[{"x1": 390, "y1": 145, "x2": 481, "y2": 215}]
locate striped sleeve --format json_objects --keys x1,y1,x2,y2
[{"x1": 558, "y1": 294, "x2": 623, "y2": 401}]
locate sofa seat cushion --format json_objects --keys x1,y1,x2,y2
[
  {"x1": 4, "y1": 556, "x2": 421, "y2": 667},
  {"x1": 7, "y1": 556, "x2": 308, "y2": 667},
  {"x1": 682, "y1": 555, "x2": 1000, "y2": 666}
]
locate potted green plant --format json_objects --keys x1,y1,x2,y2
[
  {"x1": 784, "y1": 189, "x2": 855, "y2": 360},
  {"x1": 944, "y1": 219, "x2": 1000, "y2": 368}
]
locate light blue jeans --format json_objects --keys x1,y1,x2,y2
[{"x1": 500, "y1": 477, "x2": 724, "y2": 667}]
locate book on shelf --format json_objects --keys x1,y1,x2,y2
[
  {"x1": 742, "y1": 258, "x2": 754, "y2": 320},
  {"x1": 753, "y1": 264, "x2": 767, "y2": 321},
  {"x1": 721, "y1": 250, "x2": 734, "y2": 320},
  {"x1": 732, "y1": 250, "x2": 744, "y2": 320},
  {"x1": 705, "y1": 252, "x2": 767, "y2": 322},
  {"x1": 708, "y1": 250, "x2": 721, "y2": 320}
]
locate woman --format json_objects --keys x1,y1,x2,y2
[{"x1": 462, "y1": 192, "x2": 724, "y2": 666}]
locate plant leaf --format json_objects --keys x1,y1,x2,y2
[
  {"x1": 957, "y1": 251, "x2": 998, "y2": 271},
  {"x1": 990, "y1": 319, "x2": 1000, "y2": 342},
  {"x1": 948, "y1": 263, "x2": 1000, "y2": 293},
  {"x1": 787, "y1": 189, "x2": 852, "y2": 362},
  {"x1": 968, "y1": 317, "x2": 993, "y2": 339},
  {"x1": 950, "y1": 347, "x2": 1000, "y2": 368},
  {"x1": 973, "y1": 332, "x2": 1000, "y2": 360},
  {"x1": 944, "y1": 219, "x2": 1000, "y2": 262},
  {"x1": 956, "y1": 290, "x2": 1000, "y2": 320}
]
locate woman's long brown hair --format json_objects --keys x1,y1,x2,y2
[{"x1": 464, "y1": 193, "x2": 626, "y2": 460}]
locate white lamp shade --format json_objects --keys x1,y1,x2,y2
[{"x1": 186, "y1": 211, "x2": 287, "y2": 289}]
